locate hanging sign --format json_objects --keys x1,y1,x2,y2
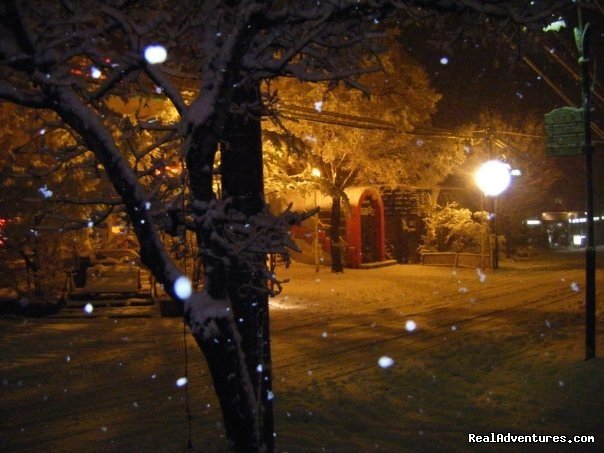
[{"x1": 544, "y1": 107, "x2": 584, "y2": 156}]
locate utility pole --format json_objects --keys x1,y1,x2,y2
[{"x1": 577, "y1": 4, "x2": 596, "y2": 360}]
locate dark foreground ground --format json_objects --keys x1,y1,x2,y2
[{"x1": 1, "y1": 249, "x2": 603, "y2": 452}]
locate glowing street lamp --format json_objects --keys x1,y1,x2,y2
[
  {"x1": 475, "y1": 160, "x2": 512, "y2": 197},
  {"x1": 311, "y1": 167, "x2": 321, "y2": 272},
  {"x1": 475, "y1": 160, "x2": 512, "y2": 269}
]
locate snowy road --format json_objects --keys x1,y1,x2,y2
[{"x1": 1, "y1": 250, "x2": 603, "y2": 452}]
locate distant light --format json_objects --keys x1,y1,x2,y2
[
  {"x1": 174, "y1": 276, "x2": 192, "y2": 300},
  {"x1": 511, "y1": 169, "x2": 521, "y2": 176},
  {"x1": 311, "y1": 167, "x2": 321, "y2": 178},
  {"x1": 526, "y1": 219, "x2": 541, "y2": 226},
  {"x1": 543, "y1": 19, "x2": 567, "y2": 33},
  {"x1": 570, "y1": 217, "x2": 587, "y2": 224},
  {"x1": 439, "y1": 56, "x2": 449, "y2": 65},
  {"x1": 90, "y1": 66, "x2": 102, "y2": 79},
  {"x1": 378, "y1": 356, "x2": 394, "y2": 368},
  {"x1": 573, "y1": 235, "x2": 585, "y2": 246},
  {"x1": 144, "y1": 45, "x2": 168, "y2": 64}
]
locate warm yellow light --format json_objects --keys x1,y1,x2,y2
[
  {"x1": 311, "y1": 167, "x2": 321, "y2": 178},
  {"x1": 475, "y1": 160, "x2": 511, "y2": 197}
]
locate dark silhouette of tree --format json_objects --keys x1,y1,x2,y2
[{"x1": 0, "y1": 1, "x2": 570, "y2": 450}]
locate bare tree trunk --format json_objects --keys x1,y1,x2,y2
[
  {"x1": 221, "y1": 83, "x2": 274, "y2": 452},
  {"x1": 187, "y1": 291, "x2": 260, "y2": 451},
  {"x1": 330, "y1": 195, "x2": 344, "y2": 273}
]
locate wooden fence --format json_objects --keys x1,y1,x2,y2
[{"x1": 420, "y1": 252, "x2": 491, "y2": 269}]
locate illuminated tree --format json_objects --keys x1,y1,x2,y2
[{"x1": 264, "y1": 43, "x2": 466, "y2": 270}]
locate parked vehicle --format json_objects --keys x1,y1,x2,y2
[{"x1": 68, "y1": 249, "x2": 154, "y2": 299}]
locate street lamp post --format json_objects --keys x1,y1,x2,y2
[
  {"x1": 311, "y1": 167, "x2": 321, "y2": 273},
  {"x1": 475, "y1": 160, "x2": 512, "y2": 269}
]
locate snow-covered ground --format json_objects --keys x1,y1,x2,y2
[{"x1": 1, "y1": 249, "x2": 603, "y2": 452}]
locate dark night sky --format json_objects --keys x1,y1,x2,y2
[{"x1": 404, "y1": 16, "x2": 603, "y2": 130}]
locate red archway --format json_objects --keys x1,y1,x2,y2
[{"x1": 345, "y1": 187, "x2": 385, "y2": 268}]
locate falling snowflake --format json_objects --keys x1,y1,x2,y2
[
  {"x1": 313, "y1": 101, "x2": 323, "y2": 112},
  {"x1": 144, "y1": 44, "x2": 168, "y2": 64},
  {"x1": 322, "y1": 331, "x2": 328, "y2": 338},
  {"x1": 570, "y1": 282, "x2": 580, "y2": 292},
  {"x1": 65, "y1": 355, "x2": 71, "y2": 362},
  {"x1": 90, "y1": 66, "x2": 102, "y2": 79},
  {"x1": 439, "y1": 56, "x2": 449, "y2": 65},
  {"x1": 84, "y1": 303, "x2": 93, "y2": 314},
  {"x1": 267, "y1": 390, "x2": 274, "y2": 401},
  {"x1": 256, "y1": 364, "x2": 263, "y2": 373},
  {"x1": 378, "y1": 356, "x2": 394, "y2": 368},
  {"x1": 476, "y1": 268, "x2": 487, "y2": 283},
  {"x1": 405, "y1": 320, "x2": 417, "y2": 332},
  {"x1": 458, "y1": 287, "x2": 469, "y2": 294},
  {"x1": 174, "y1": 276, "x2": 192, "y2": 300},
  {"x1": 38, "y1": 185, "x2": 53, "y2": 198},
  {"x1": 176, "y1": 377, "x2": 188, "y2": 387}
]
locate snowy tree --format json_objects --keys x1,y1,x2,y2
[
  {"x1": 264, "y1": 43, "x2": 444, "y2": 271},
  {"x1": 420, "y1": 201, "x2": 484, "y2": 253},
  {"x1": 0, "y1": 1, "x2": 570, "y2": 450}
]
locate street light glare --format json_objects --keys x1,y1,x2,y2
[{"x1": 475, "y1": 160, "x2": 512, "y2": 197}]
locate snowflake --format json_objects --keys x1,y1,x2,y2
[
  {"x1": 405, "y1": 320, "x2": 417, "y2": 332},
  {"x1": 144, "y1": 44, "x2": 168, "y2": 64},
  {"x1": 90, "y1": 66, "x2": 102, "y2": 79},
  {"x1": 38, "y1": 185, "x2": 53, "y2": 198},
  {"x1": 174, "y1": 276, "x2": 192, "y2": 300},
  {"x1": 378, "y1": 356, "x2": 394, "y2": 368}
]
